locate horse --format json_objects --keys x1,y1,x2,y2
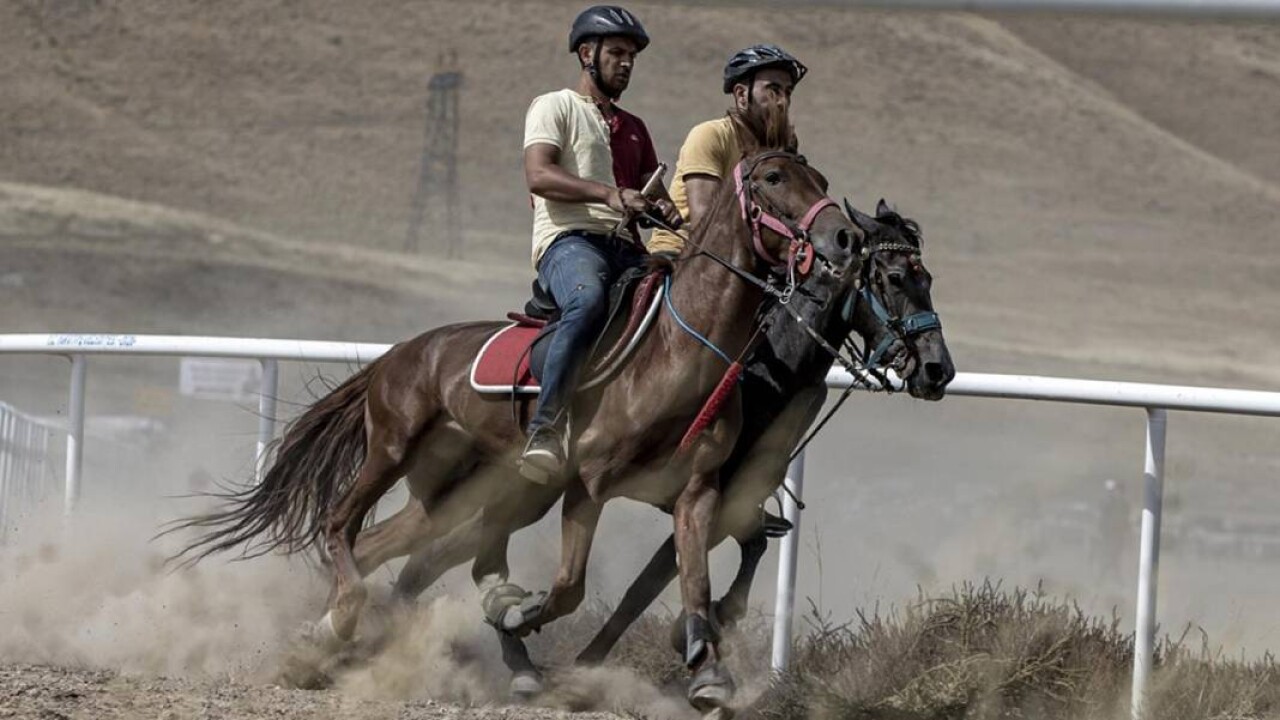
[
  {"x1": 172, "y1": 109, "x2": 862, "y2": 713},
  {"x1": 354, "y1": 199, "x2": 954, "y2": 676}
]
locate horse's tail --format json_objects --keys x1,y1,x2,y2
[{"x1": 169, "y1": 357, "x2": 381, "y2": 564}]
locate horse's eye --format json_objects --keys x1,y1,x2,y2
[
  {"x1": 764, "y1": 171, "x2": 782, "y2": 185},
  {"x1": 887, "y1": 271, "x2": 906, "y2": 287}
]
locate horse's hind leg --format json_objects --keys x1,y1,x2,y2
[
  {"x1": 323, "y1": 428, "x2": 410, "y2": 642},
  {"x1": 391, "y1": 514, "x2": 483, "y2": 602}
]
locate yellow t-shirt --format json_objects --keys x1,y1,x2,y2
[
  {"x1": 524, "y1": 88, "x2": 630, "y2": 267},
  {"x1": 648, "y1": 117, "x2": 740, "y2": 254}
]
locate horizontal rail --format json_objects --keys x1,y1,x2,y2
[
  {"x1": 0, "y1": 333, "x2": 390, "y2": 364},
  {"x1": 826, "y1": 369, "x2": 1280, "y2": 417},
  {"x1": 815, "y1": 0, "x2": 1280, "y2": 17},
  {"x1": 4, "y1": 335, "x2": 1280, "y2": 417}
]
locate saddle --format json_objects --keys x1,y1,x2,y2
[{"x1": 469, "y1": 263, "x2": 669, "y2": 394}]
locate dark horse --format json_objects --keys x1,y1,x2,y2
[
  {"x1": 174, "y1": 110, "x2": 863, "y2": 712},
  {"x1": 354, "y1": 198, "x2": 954, "y2": 678}
]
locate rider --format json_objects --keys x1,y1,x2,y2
[
  {"x1": 520, "y1": 5, "x2": 681, "y2": 481},
  {"x1": 648, "y1": 44, "x2": 807, "y2": 255}
]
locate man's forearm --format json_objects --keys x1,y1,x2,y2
[{"x1": 527, "y1": 164, "x2": 615, "y2": 205}]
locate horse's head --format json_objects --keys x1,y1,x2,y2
[
  {"x1": 726, "y1": 111, "x2": 862, "y2": 282},
  {"x1": 842, "y1": 199, "x2": 955, "y2": 401}
]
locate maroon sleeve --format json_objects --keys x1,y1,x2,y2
[{"x1": 637, "y1": 118, "x2": 659, "y2": 178}]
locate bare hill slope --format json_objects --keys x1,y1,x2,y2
[{"x1": 2, "y1": 1, "x2": 1278, "y2": 385}]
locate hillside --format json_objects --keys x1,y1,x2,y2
[{"x1": 2, "y1": 1, "x2": 1278, "y2": 387}]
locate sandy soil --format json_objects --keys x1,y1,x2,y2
[{"x1": 0, "y1": 664, "x2": 632, "y2": 720}]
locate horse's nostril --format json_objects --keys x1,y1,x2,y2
[
  {"x1": 925, "y1": 362, "x2": 945, "y2": 383},
  {"x1": 835, "y1": 228, "x2": 852, "y2": 251}
]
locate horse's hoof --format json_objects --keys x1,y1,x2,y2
[
  {"x1": 688, "y1": 662, "x2": 736, "y2": 712},
  {"x1": 276, "y1": 656, "x2": 332, "y2": 690},
  {"x1": 331, "y1": 583, "x2": 368, "y2": 642},
  {"x1": 299, "y1": 615, "x2": 345, "y2": 653},
  {"x1": 482, "y1": 583, "x2": 547, "y2": 636},
  {"x1": 509, "y1": 670, "x2": 545, "y2": 701}
]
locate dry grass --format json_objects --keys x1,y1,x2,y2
[{"x1": 537, "y1": 583, "x2": 1280, "y2": 720}]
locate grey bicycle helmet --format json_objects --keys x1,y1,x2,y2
[
  {"x1": 568, "y1": 6, "x2": 650, "y2": 54},
  {"x1": 723, "y1": 44, "x2": 807, "y2": 94}
]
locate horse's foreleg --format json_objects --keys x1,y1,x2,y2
[
  {"x1": 498, "y1": 479, "x2": 601, "y2": 636},
  {"x1": 718, "y1": 528, "x2": 769, "y2": 628},
  {"x1": 575, "y1": 534, "x2": 678, "y2": 665},
  {"x1": 674, "y1": 468, "x2": 735, "y2": 712},
  {"x1": 468, "y1": 524, "x2": 544, "y2": 700}
]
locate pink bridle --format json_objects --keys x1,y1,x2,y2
[{"x1": 733, "y1": 155, "x2": 839, "y2": 280}]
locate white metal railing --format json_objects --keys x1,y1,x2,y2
[
  {"x1": 3, "y1": 332, "x2": 1280, "y2": 718},
  {"x1": 0, "y1": 401, "x2": 56, "y2": 539},
  {"x1": 832, "y1": 0, "x2": 1280, "y2": 16}
]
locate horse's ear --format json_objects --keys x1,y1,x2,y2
[
  {"x1": 876, "y1": 198, "x2": 893, "y2": 217},
  {"x1": 844, "y1": 198, "x2": 876, "y2": 232}
]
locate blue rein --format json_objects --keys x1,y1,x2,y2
[{"x1": 664, "y1": 275, "x2": 734, "y2": 365}]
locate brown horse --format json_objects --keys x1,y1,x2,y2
[
  {"x1": 355, "y1": 199, "x2": 954, "y2": 677},
  {"x1": 174, "y1": 110, "x2": 862, "y2": 712}
]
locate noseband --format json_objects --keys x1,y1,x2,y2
[{"x1": 733, "y1": 152, "x2": 839, "y2": 284}]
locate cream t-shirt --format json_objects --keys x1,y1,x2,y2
[{"x1": 524, "y1": 88, "x2": 630, "y2": 267}]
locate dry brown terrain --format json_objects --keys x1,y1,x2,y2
[{"x1": 1, "y1": 1, "x2": 1279, "y2": 718}]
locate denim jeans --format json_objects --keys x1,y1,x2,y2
[{"x1": 529, "y1": 232, "x2": 646, "y2": 433}]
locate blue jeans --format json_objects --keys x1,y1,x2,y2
[{"x1": 530, "y1": 233, "x2": 645, "y2": 433}]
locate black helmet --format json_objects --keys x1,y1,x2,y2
[
  {"x1": 722, "y1": 44, "x2": 808, "y2": 94},
  {"x1": 568, "y1": 5, "x2": 650, "y2": 54}
]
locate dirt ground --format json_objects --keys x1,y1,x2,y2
[
  {"x1": 0, "y1": 664, "x2": 633, "y2": 720},
  {"x1": 2, "y1": 1, "x2": 1279, "y2": 718}
]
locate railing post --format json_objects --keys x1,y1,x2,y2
[
  {"x1": 1131, "y1": 407, "x2": 1167, "y2": 719},
  {"x1": 256, "y1": 359, "x2": 279, "y2": 482},
  {"x1": 772, "y1": 451, "x2": 806, "y2": 673},
  {"x1": 64, "y1": 354, "x2": 87, "y2": 516},
  {"x1": 0, "y1": 406, "x2": 10, "y2": 534}
]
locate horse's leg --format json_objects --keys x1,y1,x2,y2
[
  {"x1": 390, "y1": 513, "x2": 482, "y2": 602},
  {"x1": 673, "y1": 468, "x2": 735, "y2": 712},
  {"x1": 322, "y1": 427, "x2": 413, "y2": 642},
  {"x1": 717, "y1": 528, "x2": 768, "y2": 628},
  {"x1": 499, "y1": 478, "x2": 602, "y2": 635},
  {"x1": 465, "y1": 522, "x2": 545, "y2": 700},
  {"x1": 575, "y1": 534, "x2": 678, "y2": 666},
  {"x1": 354, "y1": 497, "x2": 433, "y2": 578},
  {"x1": 663, "y1": 527, "x2": 761, "y2": 659}
]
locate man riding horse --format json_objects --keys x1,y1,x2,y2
[
  {"x1": 519, "y1": 5, "x2": 681, "y2": 480},
  {"x1": 648, "y1": 44, "x2": 808, "y2": 256}
]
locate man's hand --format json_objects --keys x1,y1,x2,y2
[
  {"x1": 651, "y1": 198, "x2": 683, "y2": 229},
  {"x1": 607, "y1": 188, "x2": 650, "y2": 214}
]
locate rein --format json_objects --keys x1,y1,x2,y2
[{"x1": 786, "y1": 235, "x2": 943, "y2": 464}]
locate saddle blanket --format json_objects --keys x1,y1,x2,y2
[
  {"x1": 469, "y1": 271, "x2": 667, "y2": 395},
  {"x1": 469, "y1": 321, "x2": 544, "y2": 394}
]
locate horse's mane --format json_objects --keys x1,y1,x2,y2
[
  {"x1": 875, "y1": 204, "x2": 923, "y2": 249},
  {"x1": 727, "y1": 102, "x2": 797, "y2": 155}
]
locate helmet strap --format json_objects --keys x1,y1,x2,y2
[{"x1": 587, "y1": 41, "x2": 620, "y2": 101}]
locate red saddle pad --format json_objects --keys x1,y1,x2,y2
[{"x1": 470, "y1": 324, "x2": 542, "y2": 394}]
